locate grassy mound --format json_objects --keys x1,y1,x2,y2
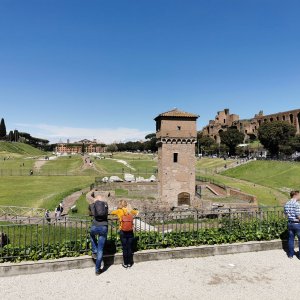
[
  {"x1": 222, "y1": 160, "x2": 300, "y2": 190},
  {"x1": 0, "y1": 142, "x2": 45, "y2": 156}
]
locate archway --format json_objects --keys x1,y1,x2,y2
[
  {"x1": 290, "y1": 114, "x2": 294, "y2": 124},
  {"x1": 297, "y1": 112, "x2": 300, "y2": 133},
  {"x1": 178, "y1": 192, "x2": 191, "y2": 206}
]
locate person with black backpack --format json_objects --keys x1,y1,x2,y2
[{"x1": 89, "y1": 195, "x2": 109, "y2": 276}]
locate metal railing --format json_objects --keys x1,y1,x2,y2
[
  {"x1": 0, "y1": 168, "x2": 158, "y2": 177},
  {"x1": 196, "y1": 176, "x2": 227, "y2": 190},
  {"x1": 0, "y1": 207, "x2": 286, "y2": 262},
  {"x1": 0, "y1": 206, "x2": 46, "y2": 218}
]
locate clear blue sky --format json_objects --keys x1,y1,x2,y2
[{"x1": 0, "y1": 0, "x2": 299, "y2": 143}]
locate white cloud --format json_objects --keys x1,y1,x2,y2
[{"x1": 14, "y1": 123, "x2": 151, "y2": 144}]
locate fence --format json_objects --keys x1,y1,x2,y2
[
  {"x1": 196, "y1": 176, "x2": 227, "y2": 190},
  {"x1": 0, "y1": 206, "x2": 45, "y2": 219},
  {"x1": 0, "y1": 168, "x2": 158, "y2": 177},
  {"x1": 0, "y1": 207, "x2": 287, "y2": 262}
]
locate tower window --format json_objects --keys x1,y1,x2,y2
[
  {"x1": 177, "y1": 126, "x2": 181, "y2": 130},
  {"x1": 173, "y1": 153, "x2": 178, "y2": 163}
]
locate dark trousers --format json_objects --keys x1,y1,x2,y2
[{"x1": 120, "y1": 230, "x2": 134, "y2": 265}]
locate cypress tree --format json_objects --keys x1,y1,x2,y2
[
  {"x1": 14, "y1": 130, "x2": 19, "y2": 142},
  {"x1": 8, "y1": 130, "x2": 14, "y2": 142},
  {"x1": 0, "y1": 118, "x2": 7, "y2": 139}
]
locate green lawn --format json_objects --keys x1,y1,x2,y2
[
  {"x1": 112, "y1": 152, "x2": 154, "y2": 161},
  {"x1": 0, "y1": 176, "x2": 93, "y2": 209},
  {"x1": 200, "y1": 173, "x2": 285, "y2": 206},
  {"x1": 0, "y1": 142, "x2": 45, "y2": 156},
  {"x1": 196, "y1": 157, "x2": 237, "y2": 174},
  {"x1": 223, "y1": 160, "x2": 300, "y2": 191},
  {"x1": 39, "y1": 156, "x2": 84, "y2": 175},
  {"x1": 94, "y1": 159, "x2": 128, "y2": 174},
  {"x1": 0, "y1": 157, "x2": 35, "y2": 175},
  {"x1": 70, "y1": 194, "x2": 90, "y2": 216}
]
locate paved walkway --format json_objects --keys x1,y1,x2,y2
[{"x1": 1, "y1": 249, "x2": 299, "y2": 300}]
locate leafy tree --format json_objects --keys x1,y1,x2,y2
[
  {"x1": 219, "y1": 127, "x2": 245, "y2": 156},
  {"x1": 145, "y1": 133, "x2": 156, "y2": 140},
  {"x1": 197, "y1": 131, "x2": 216, "y2": 148},
  {"x1": 0, "y1": 118, "x2": 7, "y2": 139},
  {"x1": 144, "y1": 133, "x2": 157, "y2": 152},
  {"x1": 258, "y1": 121, "x2": 296, "y2": 157},
  {"x1": 107, "y1": 143, "x2": 118, "y2": 153},
  {"x1": 289, "y1": 135, "x2": 300, "y2": 152}
]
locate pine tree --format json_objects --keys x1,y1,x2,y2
[{"x1": 0, "y1": 118, "x2": 7, "y2": 139}]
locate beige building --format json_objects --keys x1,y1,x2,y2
[
  {"x1": 155, "y1": 109, "x2": 199, "y2": 207},
  {"x1": 55, "y1": 139, "x2": 106, "y2": 154}
]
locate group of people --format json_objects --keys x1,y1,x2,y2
[
  {"x1": 89, "y1": 196, "x2": 137, "y2": 276},
  {"x1": 44, "y1": 202, "x2": 64, "y2": 223}
]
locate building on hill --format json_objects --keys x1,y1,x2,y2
[
  {"x1": 55, "y1": 139, "x2": 106, "y2": 154},
  {"x1": 202, "y1": 108, "x2": 300, "y2": 143}
]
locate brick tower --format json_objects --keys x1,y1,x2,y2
[{"x1": 155, "y1": 109, "x2": 199, "y2": 207}]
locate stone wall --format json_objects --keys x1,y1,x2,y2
[
  {"x1": 203, "y1": 108, "x2": 300, "y2": 143},
  {"x1": 227, "y1": 188, "x2": 257, "y2": 204}
]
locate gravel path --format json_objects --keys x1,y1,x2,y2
[{"x1": 1, "y1": 249, "x2": 298, "y2": 300}]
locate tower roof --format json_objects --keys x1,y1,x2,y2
[{"x1": 155, "y1": 109, "x2": 199, "y2": 120}]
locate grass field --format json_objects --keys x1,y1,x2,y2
[
  {"x1": 0, "y1": 157, "x2": 35, "y2": 172},
  {"x1": 0, "y1": 142, "x2": 45, "y2": 156},
  {"x1": 200, "y1": 173, "x2": 285, "y2": 206},
  {"x1": 71, "y1": 194, "x2": 90, "y2": 216},
  {"x1": 0, "y1": 148, "x2": 297, "y2": 209},
  {"x1": 39, "y1": 156, "x2": 84, "y2": 175},
  {"x1": 196, "y1": 157, "x2": 237, "y2": 174},
  {"x1": 93, "y1": 157, "x2": 157, "y2": 177},
  {"x1": 222, "y1": 160, "x2": 300, "y2": 191},
  {"x1": 0, "y1": 176, "x2": 93, "y2": 209}
]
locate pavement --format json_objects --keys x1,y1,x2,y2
[{"x1": 1, "y1": 249, "x2": 299, "y2": 300}]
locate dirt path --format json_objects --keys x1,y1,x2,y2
[
  {"x1": 33, "y1": 159, "x2": 48, "y2": 172},
  {"x1": 61, "y1": 187, "x2": 90, "y2": 215}
]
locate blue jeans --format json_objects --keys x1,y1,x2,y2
[
  {"x1": 90, "y1": 225, "x2": 108, "y2": 272},
  {"x1": 287, "y1": 223, "x2": 300, "y2": 257}
]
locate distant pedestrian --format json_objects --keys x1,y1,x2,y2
[
  {"x1": 45, "y1": 210, "x2": 51, "y2": 223},
  {"x1": 111, "y1": 200, "x2": 138, "y2": 269},
  {"x1": 284, "y1": 191, "x2": 300, "y2": 258},
  {"x1": 89, "y1": 195, "x2": 109, "y2": 276},
  {"x1": 55, "y1": 203, "x2": 63, "y2": 220},
  {"x1": 29, "y1": 170, "x2": 33, "y2": 176}
]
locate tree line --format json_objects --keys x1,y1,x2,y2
[{"x1": 106, "y1": 133, "x2": 157, "y2": 153}]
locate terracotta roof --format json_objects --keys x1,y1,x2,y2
[{"x1": 155, "y1": 109, "x2": 199, "y2": 120}]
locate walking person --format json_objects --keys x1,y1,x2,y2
[
  {"x1": 89, "y1": 195, "x2": 109, "y2": 276},
  {"x1": 45, "y1": 209, "x2": 51, "y2": 223},
  {"x1": 284, "y1": 190, "x2": 300, "y2": 258},
  {"x1": 111, "y1": 200, "x2": 138, "y2": 269},
  {"x1": 55, "y1": 202, "x2": 63, "y2": 220}
]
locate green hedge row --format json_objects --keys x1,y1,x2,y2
[{"x1": 0, "y1": 217, "x2": 288, "y2": 263}]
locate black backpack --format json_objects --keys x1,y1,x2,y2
[{"x1": 93, "y1": 201, "x2": 108, "y2": 221}]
